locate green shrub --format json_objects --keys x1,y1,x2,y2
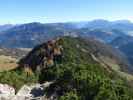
[
  {"x1": 0, "y1": 70, "x2": 38, "y2": 91},
  {"x1": 59, "y1": 91, "x2": 80, "y2": 100}
]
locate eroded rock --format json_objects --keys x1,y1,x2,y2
[
  {"x1": 13, "y1": 81, "x2": 54, "y2": 100},
  {"x1": 0, "y1": 84, "x2": 15, "y2": 100}
]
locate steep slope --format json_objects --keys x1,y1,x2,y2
[
  {"x1": 119, "y1": 42, "x2": 133, "y2": 65},
  {"x1": 0, "y1": 37, "x2": 133, "y2": 99},
  {"x1": 18, "y1": 36, "x2": 133, "y2": 99},
  {"x1": 111, "y1": 35, "x2": 133, "y2": 66},
  {"x1": 19, "y1": 36, "x2": 131, "y2": 74}
]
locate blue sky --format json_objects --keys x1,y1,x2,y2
[{"x1": 0, "y1": 0, "x2": 133, "y2": 24}]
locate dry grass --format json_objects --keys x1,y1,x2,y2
[{"x1": 0, "y1": 55, "x2": 18, "y2": 72}]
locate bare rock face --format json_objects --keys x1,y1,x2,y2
[
  {"x1": 0, "y1": 82, "x2": 54, "y2": 100},
  {"x1": 0, "y1": 84, "x2": 15, "y2": 100},
  {"x1": 13, "y1": 84, "x2": 44, "y2": 100},
  {"x1": 19, "y1": 38, "x2": 63, "y2": 73},
  {"x1": 13, "y1": 82, "x2": 54, "y2": 100}
]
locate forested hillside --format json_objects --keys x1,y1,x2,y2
[{"x1": 0, "y1": 37, "x2": 132, "y2": 99}]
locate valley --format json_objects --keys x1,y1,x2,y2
[
  {"x1": 0, "y1": 55, "x2": 17, "y2": 72},
  {"x1": 0, "y1": 20, "x2": 133, "y2": 99},
  {"x1": 0, "y1": 47, "x2": 30, "y2": 71}
]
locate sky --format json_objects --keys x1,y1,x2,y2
[{"x1": 0, "y1": 0, "x2": 133, "y2": 24}]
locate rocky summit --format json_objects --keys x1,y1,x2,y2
[{"x1": 19, "y1": 38, "x2": 64, "y2": 73}]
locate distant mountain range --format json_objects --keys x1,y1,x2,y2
[
  {"x1": 0, "y1": 24, "x2": 13, "y2": 32},
  {"x1": 1, "y1": 20, "x2": 133, "y2": 48},
  {"x1": 0, "y1": 19, "x2": 133, "y2": 66},
  {"x1": 75, "y1": 19, "x2": 133, "y2": 32}
]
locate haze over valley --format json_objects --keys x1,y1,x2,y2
[{"x1": 0, "y1": 0, "x2": 133, "y2": 100}]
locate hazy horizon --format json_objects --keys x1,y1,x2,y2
[{"x1": 1, "y1": 19, "x2": 133, "y2": 25}]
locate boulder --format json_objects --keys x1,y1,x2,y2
[
  {"x1": 13, "y1": 81, "x2": 54, "y2": 100},
  {"x1": 0, "y1": 83, "x2": 15, "y2": 100},
  {"x1": 0, "y1": 82, "x2": 54, "y2": 100}
]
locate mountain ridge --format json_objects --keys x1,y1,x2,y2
[
  {"x1": 0, "y1": 36, "x2": 133, "y2": 99},
  {"x1": 18, "y1": 36, "x2": 133, "y2": 99},
  {"x1": 0, "y1": 20, "x2": 133, "y2": 70}
]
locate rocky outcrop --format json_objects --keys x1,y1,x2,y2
[
  {"x1": 13, "y1": 84, "x2": 44, "y2": 100},
  {"x1": 0, "y1": 82, "x2": 54, "y2": 100},
  {"x1": 19, "y1": 38, "x2": 63, "y2": 74},
  {"x1": 0, "y1": 84, "x2": 15, "y2": 100}
]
